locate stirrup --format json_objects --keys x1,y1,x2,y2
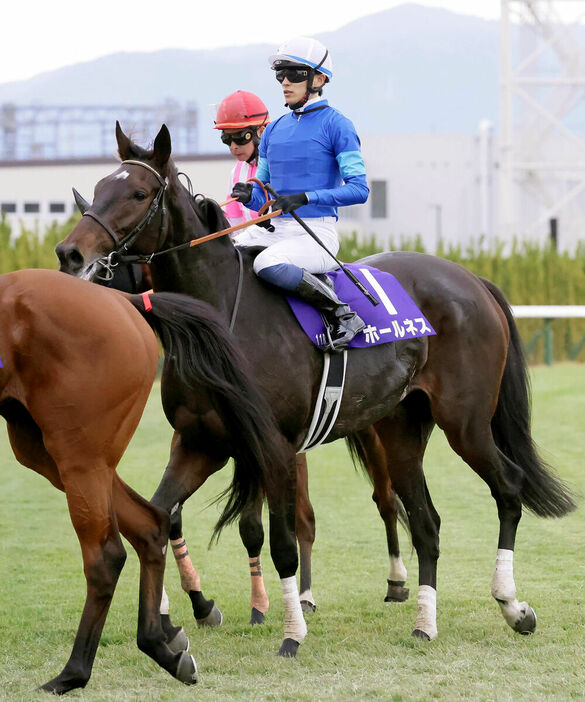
[{"x1": 319, "y1": 315, "x2": 364, "y2": 352}]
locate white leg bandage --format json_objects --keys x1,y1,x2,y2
[
  {"x1": 415, "y1": 585, "x2": 438, "y2": 639},
  {"x1": 491, "y1": 548, "x2": 526, "y2": 627},
  {"x1": 160, "y1": 585, "x2": 170, "y2": 615},
  {"x1": 388, "y1": 556, "x2": 408, "y2": 583},
  {"x1": 281, "y1": 576, "x2": 307, "y2": 644}
]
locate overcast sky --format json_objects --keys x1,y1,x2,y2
[{"x1": 2, "y1": 1, "x2": 500, "y2": 83}]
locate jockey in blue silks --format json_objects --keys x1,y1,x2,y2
[{"x1": 232, "y1": 36, "x2": 370, "y2": 351}]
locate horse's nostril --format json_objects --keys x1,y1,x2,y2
[
  {"x1": 56, "y1": 243, "x2": 84, "y2": 272},
  {"x1": 69, "y1": 248, "x2": 84, "y2": 267}
]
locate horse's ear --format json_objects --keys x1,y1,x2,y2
[
  {"x1": 153, "y1": 124, "x2": 172, "y2": 172},
  {"x1": 115, "y1": 120, "x2": 134, "y2": 160}
]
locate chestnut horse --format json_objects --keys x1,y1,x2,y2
[
  {"x1": 57, "y1": 123, "x2": 575, "y2": 657},
  {"x1": 0, "y1": 268, "x2": 285, "y2": 693}
]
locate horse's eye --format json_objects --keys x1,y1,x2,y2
[{"x1": 134, "y1": 191, "x2": 147, "y2": 201}]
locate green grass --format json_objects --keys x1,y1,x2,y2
[{"x1": 1, "y1": 365, "x2": 585, "y2": 701}]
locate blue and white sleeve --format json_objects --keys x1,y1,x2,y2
[{"x1": 305, "y1": 114, "x2": 369, "y2": 207}]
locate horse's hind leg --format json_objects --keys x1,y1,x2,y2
[
  {"x1": 441, "y1": 416, "x2": 536, "y2": 634},
  {"x1": 375, "y1": 395, "x2": 439, "y2": 640},
  {"x1": 356, "y1": 426, "x2": 409, "y2": 603},
  {"x1": 239, "y1": 494, "x2": 270, "y2": 624},
  {"x1": 166, "y1": 504, "x2": 222, "y2": 627},
  {"x1": 2, "y1": 412, "x2": 124, "y2": 693},
  {"x1": 113, "y1": 475, "x2": 197, "y2": 684},
  {"x1": 39, "y1": 466, "x2": 127, "y2": 694},
  {"x1": 151, "y1": 438, "x2": 226, "y2": 628}
]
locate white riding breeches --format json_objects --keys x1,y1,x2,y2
[{"x1": 235, "y1": 217, "x2": 340, "y2": 275}]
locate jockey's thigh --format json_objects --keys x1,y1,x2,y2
[{"x1": 252, "y1": 218, "x2": 339, "y2": 275}]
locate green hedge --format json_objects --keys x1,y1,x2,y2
[
  {"x1": 339, "y1": 232, "x2": 585, "y2": 365},
  {"x1": 0, "y1": 215, "x2": 80, "y2": 274},
  {"x1": 3, "y1": 219, "x2": 585, "y2": 363}
]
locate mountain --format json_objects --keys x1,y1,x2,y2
[{"x1": 0, "y1": 4, "x2": 500, "y2": 153}]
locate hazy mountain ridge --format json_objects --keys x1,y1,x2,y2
[{"x1": 0, "y1": 4, "x2": 500, "y2": 152}]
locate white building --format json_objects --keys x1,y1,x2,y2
[
  {"x1": 7, "y1": 128, "x2": 585, "y2": 253},
  {"x1": 0, "y1": 153, "x2": 233, "y2": 239}
]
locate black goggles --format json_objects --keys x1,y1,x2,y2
[
  {"x1": 275, "y1": 68, "x2": 310, "y2": 84},
  {"x1": 220, "y1": 129, "x2": 254, "y2": 146}
]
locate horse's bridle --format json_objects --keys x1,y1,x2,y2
[
  {"x1": 79, "y1": 160, "x2": 167, "y2": 280},
  {"x1": 76, "y1": 159, "x2": 246, "y2": 331}
]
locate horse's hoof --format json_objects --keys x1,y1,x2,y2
[
  {"x1": 514, "y1": 603, "x2": 537, "y2": 635},
  {"x1": 175, "y1": 652, "x2": 198, "y2": 685},
  {"x1": 411, "y1": 628, "x2": 431, "y2": 641},
  {"x1": 300, "y1": 599, "x2": 317, "y2": 614},
  {"x1": 167, "y1": 626, "x2": 190, "y2": 654},
  {"x1": 385, "y1": 581, "x2": 410, "y2": 602},
  {"x1": 196, "y1": 602, "x2": 223, "y2": 628},
  {"x1": 278, "y1": 638, "x2": 300, "y2": 657},
  {"x1": 38, "y1": 673, "x2": 87, "y2": 695},
  {"x1": 250, "y1": 607, "x2": 265, "y2": 625}
]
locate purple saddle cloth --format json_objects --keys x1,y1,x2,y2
[{"x1": 286, "y1": 263, "x2": 436, "y2": 349}]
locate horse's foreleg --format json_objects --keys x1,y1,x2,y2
[
  {"x1": 358, "y1": 426, "x2": 409, "y2": 603},
  {"x1": 150, "y1": 439, "x2": 225, "y2": 629},
  {"x1": 238, "y1": 495, "x2": 270, "y2": 624},
  {"x1": 40, "y1": 468, "x2": 126, "y2": 694},
  {"x1": 295, "y1": 453, "x2": 317, "y2": 613},
  {"x1": 266, "y1": 449, "x2": 306, "y2": 657},
  {"x1": 113, "y1": 475, "x2": 197, "y2": 684}
]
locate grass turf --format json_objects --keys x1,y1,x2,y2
[{"x1": 1, "y1": 364, "x2": 584, "y2": 701}]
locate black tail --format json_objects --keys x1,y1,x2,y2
[
  {"x1": 345, "y1": 433, "x2": 410, "y2": 535},
  {"x1": 129, "y1": 291, "x2": 283, "y2": 536},
  {"x1": 480, "y1": 277, "x2": 576, "y2": 517}
]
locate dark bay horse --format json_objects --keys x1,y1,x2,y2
[
  {"x1": 89, "y1": 167, "x2": 410, "y2": 624},
  {"x1": 0, "y1": 268, "x2": 285, "y2": 693},
  {"x1": 56, "y1": 123, "x2": 575, "y2": 656}
]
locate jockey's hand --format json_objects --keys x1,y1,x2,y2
[
  {"x1": 231, "y1": 182, "x2": 253, "y2": 204},
  {"x1": 256, "y1": 218, "x2": 275, "y2": 232},
  {"x1": 272, "y1": 192, "x2": 308, "y2": 214}
]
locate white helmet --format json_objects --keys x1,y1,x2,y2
[{"x1": 269, "y1": 36, "x2": 333, "y2": 80}]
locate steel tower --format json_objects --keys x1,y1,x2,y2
[{"x1": 499, "y1": 0, "x2": 585, "y2": 249}]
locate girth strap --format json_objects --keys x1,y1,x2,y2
[{"x1": 298, "y1": 351, "x2": 347, "y2": 452}]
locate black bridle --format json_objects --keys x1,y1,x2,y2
[
  {"x1": 74, "y1": 159, "x2": 245, "y2": 331},
  {"x1": 75, "y1": 160, "x2": 167, "y2": 281}
]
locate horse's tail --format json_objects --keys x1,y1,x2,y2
[
  {"x1": 480, "y1": 277, "x2": 576, "y2": 517},
  {"x1": 128, "y1": 291, "x2": 282, "y2": 537},
  {"x1": 345, "y1": 433, "x2": 410, "y2": 535}
]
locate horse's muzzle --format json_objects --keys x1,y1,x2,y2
[{"x1": 56, "y1": 242, "x2": 85, "y2": 276}]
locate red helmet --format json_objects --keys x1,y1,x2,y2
[{"x1": 214, "y1": 91, "x2": 269, "y2": 130}]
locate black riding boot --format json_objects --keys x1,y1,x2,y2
[{"x1": 294, "y1": 270, "x2": 365, "y2": 351}]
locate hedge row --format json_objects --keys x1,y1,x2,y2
[
  {"x1": 339, "y1": 233, "x2": 585, "y2": 365},
  {"x1": 3, "y1": 218, "x2": 585, "y2": 363}
]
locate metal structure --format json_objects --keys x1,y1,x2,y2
[
  {"x1": 0, "y1": 102, "x2": 198, "y2": 161},
  {"x1": 499, "y1": 0, "x2": 585, "y2": 249}
]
